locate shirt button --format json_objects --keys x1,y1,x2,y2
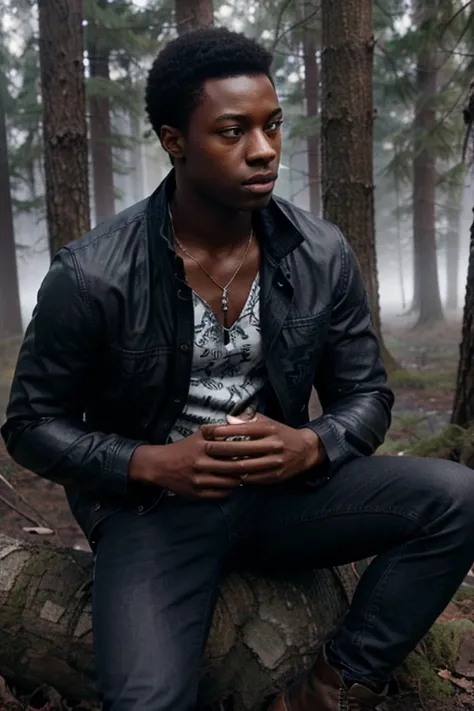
[
  {"x1": 93, "y1": 502, "x2": 101, "y2": 511},
  {"x1": 137, "y1": 505, "x2": 144, "y2": 513},
  {"x1": 180, "y1": 343, "x2": 189, "y2": 352}
]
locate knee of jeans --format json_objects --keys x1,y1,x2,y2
[{"x1": 423, "y1": 458, "x2": 474, "y2": 534}]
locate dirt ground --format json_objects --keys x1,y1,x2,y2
[{"x1": 1, "y1": 314, "x2": 474, "y2": 709}]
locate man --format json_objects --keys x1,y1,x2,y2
[{"x1": 2, "y1": 27, "x2": 474, "y2": 711}]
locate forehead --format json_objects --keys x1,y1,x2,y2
[{"x1": 194, "y1": 74, "x2": 280, "y2": 122}]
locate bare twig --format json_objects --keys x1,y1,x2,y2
[
  {"x1": 417, "y1": 679, "x2": 428, "y2": 711},
  {"x1": 0, "y1": 492, "x2": 43, "y2": 527},
  {"x1": 0, "y1": 472, "x2": 53, "y2": 529},
  {"x1": 271, "y1": 0, "x2": 295, "y2": 52}
]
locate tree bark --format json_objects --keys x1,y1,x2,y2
[
  {"x1": 88, "y1": 0, "x2": 115, "y2": 225},
  {"x1": 452, "y1": 208, "x2": 474, "y2": 427},
  {"x1": 412, "y1": 0, "x2": 443, "y2": 326},
  {"x1": 320, "y1": 0, "x2": 397, "y2": 371},
  {"x1": 445, "y1": 200, "x2": 461, "y2": 311},
  {"x1": 38, "y1": 0, "x2": 90, "y2": 255},
  {"x1": 0, "y1": 73, "x2": 22, "y2": 338},
  {"x1": 302, "y1": 16, "x2": 321, "y2": 217},
  {"x1": 0, "y1": 533, "x2": 349, "y2": 709},
  {"x1": 130, "y1": 113, "x2": 145, "y2": 203},
  {"x1": 175, "y1": 0, "x2": 214, "y2": 35}
]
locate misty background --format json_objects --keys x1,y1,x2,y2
[{"x1": 2, "y1": 0, "x2": 472, "y2": 329}]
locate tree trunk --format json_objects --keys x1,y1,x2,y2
[
  {"x1": 88, "y1": 0, "x2": 115, "y2": 225},
  {"x1": 38, "y1": 0, "x2": 90, "y2": 255},
  {"x1": 0, "y1": 533, "x2": 349, "y2": 710},
  {"x1": 412, "y1": 0, "x2": 443, "y2": 326},
  {"x1": 452, "y1": 208, "x2": 474, "y2": 427},
  {"x1": 130, "y1": 113, "x2": 145, "y2": 203},
  {"x1": 175, "y1": 0, "x2": 214, "y2": 35},
  {"x1": 445, "y1": 200, "x2": 461, "y2": 311},
  {"x1": 302, "y1": 17, "x2": 321, "y2": 217},
  {"x1": 320, "y1": 0, "x2": 397, "y2": 371},
  {"x1": 0, "y1": 74, "x2": 22, "y2": 338}
]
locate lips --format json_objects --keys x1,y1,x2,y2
[
  {"x1": 243, "y1": 173, "x2": 278, "y2": 186},
  {"x1": 242, "y1": 174, "x2": 278, "y2": 194}
]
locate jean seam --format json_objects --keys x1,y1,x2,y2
[
  {"x1": 216, "y1": 501, "x2": 234, "y2": 547},
  {"x1": 187, "y1": 566, "x2": 222, "y2": 707},
  {"x1": 352, "y1": 540, "x2": 408, "y2": 657},
  {"x1": 187, "y1": 501, "x2": 231, "y2": 705},
  {"x1": 263, "y1": 506, "x2": 426, "y2": 534}
]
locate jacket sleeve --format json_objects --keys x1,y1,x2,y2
[
  {"x1": 0, "y1": 248, "x2": 145, "y2": 498},
  {"x1": 304, "y1": 234, "x2": 394, "y2": 473}
]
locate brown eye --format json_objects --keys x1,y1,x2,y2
[
  {"x1": 267, "y1": 119, "x2": 283, "y2": 132},
  {"x1": 220, "y1": 127, "x2": 244, "y2": 138}
]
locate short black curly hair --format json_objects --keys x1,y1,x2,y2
[{"x1": 145, "y1": 27, "x2": 274, "y2": 142}]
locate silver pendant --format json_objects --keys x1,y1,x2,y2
[{"x1": 221, "y1": 288, "x2": 229, "y2": 312}]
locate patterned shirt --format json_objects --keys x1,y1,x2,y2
[{"x1": 168, "y1": 274, "x2": 265, "y2": 442}]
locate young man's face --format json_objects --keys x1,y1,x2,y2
[{"x1": 169, "y1": 74, "x2": 282, "y2": 212}]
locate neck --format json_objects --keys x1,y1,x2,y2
[{"x1": 170, "y1": 176, "x2": 252, "y2": 252}]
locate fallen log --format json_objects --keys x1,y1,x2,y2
[{"x1": 0, "y1": 532, "x2": 350, "y2": 710}]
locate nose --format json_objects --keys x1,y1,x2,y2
[{"x1": 246, "y1": 129, "x2": 278, "y2": 164}]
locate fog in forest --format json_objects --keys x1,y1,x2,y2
[
  {"x1": 2, "y1": 0, "x2": 474, "y2": 445},
  {"x1": 10, "y1": 169, "x2": 472, "y2": 328},
  {"x1": 3, "y1": 1, "x2": 474, "y2": 706}
]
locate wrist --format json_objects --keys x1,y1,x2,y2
[
  {"x1": 128, "y1": 444, "x2": 166, "y2": 486},
  {"x1": 299, "y1": 427, "x2": 323, "y2": 471}
]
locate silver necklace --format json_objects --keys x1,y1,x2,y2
[{"x1": 168, "y1": 206, "x2": 253, "y2": 315}]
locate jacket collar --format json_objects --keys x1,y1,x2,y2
[{"x1": 146, "y1": 170, "x2": 303, "y2": 265}]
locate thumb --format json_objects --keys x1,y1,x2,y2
[
  {"x1": 226, "y1": 414, "x2": 247, "y2": 425},
  {"x1": 226, "y1": 412, "x2": 259, "y2": 425}
]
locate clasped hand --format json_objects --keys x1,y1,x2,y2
[{"x1": 129, "y1": 414, "x2": 323, "y2": 500}]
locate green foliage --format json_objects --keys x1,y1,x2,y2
[
  {"x1": 1, "y1": 0, "x2": 472, "y2": 287},
  {"x1": 405, "y1": 620, "x2": 474, "y2": 700},
  {"x1": 390, "y1": 368, "x2": 455, "y2": 391},
  {"x1": 405, "y1": 422, "x2": 474, "y2": 470},
  {"x1": 1, "y1": 0, "x2": 175, "y2": 221},
  {"x1": 454, "y1": 585, "x2": 474, "y2": 604},
  {"x1": 408, "y1": 423, "x2": 465, "y2": 459},
  {"x1": 372, "y1": 1, "x2": 473, "y2": 276}
]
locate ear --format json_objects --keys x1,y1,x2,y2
[{"x1": 160, "y1": 125, "x2": 186, "y2": 160}]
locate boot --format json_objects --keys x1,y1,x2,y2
[{"x1": 268, "y1": 646, "x2": 388, "y2": 711}]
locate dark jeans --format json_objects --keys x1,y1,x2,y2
[{"x1": 92, "y1": 455, "x2": 474, "y2": 711}]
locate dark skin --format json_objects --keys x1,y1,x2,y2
[
  {"x1": 129, "y1": 74, "x2": 324, "y2": 499},
  {"x1": 168, "y1": 74, "x2": 280, "y2": 330}
]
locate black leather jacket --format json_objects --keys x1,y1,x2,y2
[{"x1": 1, "y1": 173, "x2": 393, "y2": 544}]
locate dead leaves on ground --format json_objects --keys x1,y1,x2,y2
[{"x1": 0, "y1": 678, "x2": 100, "y2": 711}]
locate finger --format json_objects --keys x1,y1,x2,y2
[
  {"x1": 200, "y1": 455, "x2": 282, "y2": 476},
  {"x1": 181, "y1": 489, "x2": 235, "y2": 501},
  {"x1": 243, "y1": 473, "x2": 285, "y2": 485},
  {"x1": 200, "y1": 424, "x2": 219, "y2": 440},
  {"x1": 197, "y1": 489, "x2": 237, "y2": 499},
  {"x1": 192, "y1": 474, "x2": 243, "y2": 489},
  {"x1": 205, "y1": 437, "x2": 283, "y2": 459},
  {"x1": 204, "y1": 423, "x2": 277, "y2": 440}
]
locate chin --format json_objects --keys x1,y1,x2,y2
[{"x1": 239, "y1": 191, "x2": 274, "y2": 212}]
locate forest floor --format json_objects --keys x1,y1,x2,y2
[{"x1": 0, "y1": 313, "x2": 473, "y2": 710}]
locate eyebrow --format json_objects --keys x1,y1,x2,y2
[{"x1": 214, "y1": 107, "x2": 283, "y2": 123}]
